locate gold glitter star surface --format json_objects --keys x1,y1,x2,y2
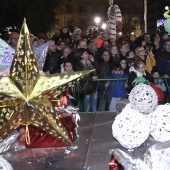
[{"x1": 0, "y1": 19, "x2": 93, "y2": 145}]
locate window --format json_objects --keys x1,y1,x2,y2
[{"x1": 79, "y1": 5, "x2": 86, "y2": 13}]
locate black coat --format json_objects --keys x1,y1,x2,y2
[{"x1": 43, "y1": 50, "x2": 63, "y2": 74}]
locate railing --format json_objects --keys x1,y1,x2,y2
[{"x1": 69, "y1": 77, "x2": 170, "y2": 112}]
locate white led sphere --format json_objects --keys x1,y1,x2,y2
[
  {"x1": 112, "y1": 107, "x2": 151, "y2": 149},
  {"x1": 151, "y1": 104, "x2": 170, "y2": 142},
  {"x1": 129, "y1": 84, "x2": 158, "y2": 115}
]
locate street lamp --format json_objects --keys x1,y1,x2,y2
[
  {"x1": 94, "y1": 17, "x2": 101, "y2": 27},
  {"x1": 102, "y1": 23, "x2": 107, "y2": 29}
]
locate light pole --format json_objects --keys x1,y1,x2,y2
[
  {"x1": 144, "y1": 0, "x2": 147, "y2": 33},
  {"x1": 94, "y1": 17, "x2": 101, "y2": 28}
]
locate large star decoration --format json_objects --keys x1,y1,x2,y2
[{"x1": 0, "y1": 19, "x2": 93, "y2": 145}]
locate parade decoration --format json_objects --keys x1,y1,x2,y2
[
  {"x1": 33, "y1": 41, "x2": 50, "y2": 71},
  {"x1": 110, "y1": 141, "x2": 170, "y2": 170},
  {"x1": 107, "y1": 0, "x2": 122, "y2": 39},
  {"x1": 0, "y1": 156, "x2": 13, "y2": 170},
  {"x1": 0, "y1": 19, "x2": 92, "y2": 146},
  {"x1": 129, "y1": 84, "x2": 158, "y2": 115},
  {"x1": 112, "y1": 107, "x2": 150, "y2": 149},
  {"x1": 0, "y1": 38, "x2": 15, "y2": 73},
  {"x1": 150, "y1": 104, "x2": 170, "y2": 142},
  {"x1": 164, "y1": 6, "x2": 170, "y2": 35}
]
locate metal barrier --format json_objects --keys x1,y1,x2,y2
[{"x1": 70, "y1": 77, "x2": 170, "y2": 112}]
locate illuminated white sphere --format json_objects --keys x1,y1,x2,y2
[
  {"x1": 129, "y1": 84, "x2": 158, "y2": 115},
  {"x1": 112, "y1": 108, "x2": 150, "y2": 149},
  {"x1": 122, "y1": 103, "x2": 131, "y2": 111},
  {"x1": 151, "y1": 104, "x2": 170, "y2": 142}
]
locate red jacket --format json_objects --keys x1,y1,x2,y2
[{"x1": 150, "y1": 83, "x2": 164, "y2": 102}]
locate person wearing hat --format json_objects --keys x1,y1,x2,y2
[{"x1": 31, "y1": 36, "x2": 39, "y2": 47}]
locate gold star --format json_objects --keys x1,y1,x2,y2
[{"x1": 0, "y1": 19, "x2": 93, "y2": 145}]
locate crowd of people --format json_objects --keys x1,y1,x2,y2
[{"x1": 4, "y1": 26, "x2": 170, "y2": 112}]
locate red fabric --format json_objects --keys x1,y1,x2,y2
[
  {"x1": 60, "y1": 90, "x2": 69, "y2": 106},
  {"x1": 93, "y1": 38, "x2": 103, "y2": 48},
  {"x1": 24, "y1": 112, "x2": 76, "y2": 148},
  {"x1": 150, "y1": 83, "x2": 164, "y2": 102},
  {"x1": 109, "y1": 155, "x2": 124, "y2": 170}
]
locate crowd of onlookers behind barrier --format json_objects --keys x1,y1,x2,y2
[{"x1": 3, "y1": 27, "x2": 170, "y2": 112}]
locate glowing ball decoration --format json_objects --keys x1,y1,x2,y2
[
  {"x1": 112, "y1": 107, "x2": 151, "y2": 149},
  {"x1": 151, "y1": 104, "x2": 170, "y2": 142},
  {"x1": 129, "y1": 84, "x2": 158, "y2": 115}
]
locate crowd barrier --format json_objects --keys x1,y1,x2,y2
[{"x1": 69, "y1": 77, "x2": 170, "y2": 112}]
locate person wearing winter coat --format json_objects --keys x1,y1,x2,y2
[{"x1": 105, "y1": 63, "x2": 128, "y2": 112}]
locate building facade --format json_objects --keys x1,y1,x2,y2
[{"x1": 51, "y1": 0, "x2": 144, "y2": 37}]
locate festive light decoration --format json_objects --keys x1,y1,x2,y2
[
  {"x1": 110, "y1": 140, "x2": 170, "y2": 170},
  {"x1": 0, "y1": 19, "x2": 93, "y2": 145},
  {"x1": 0, "y1": 156, "x2": 13, "y2": 170},
  {"x1": 107, "y1": 0, "x2": 122, "y2": 39},
  {"x1": 112, "y1": 107, "x2": 150, "y2": 149},
  {"x1": 150, "y1": 104, "x2": 170, "y2": 142},
  {"x1": 129, "y1": 84, "x2": 158, "y2": 115},
  {"x1": 164, "y1": 6, "x2": 170, "y2": 34},
  {"x1": 33, "y1": 41, "x2": 50, "y2": 71},
  {"x1": 0, "y1": 38, "x2": 15, "y2": 73}
]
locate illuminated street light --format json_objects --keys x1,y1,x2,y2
[
  {"x1": 102, "y1": 23, "x2": 107, "y2": 29},
  {"x1": 119, "y1": 32, "x2": 122, "y2": 35},
  {"x1": 94, "y1": 17, "x2": 101, "y2": 27}
]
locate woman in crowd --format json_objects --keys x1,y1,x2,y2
[
  {"x1": 135, "y1": 46, "x2": 156, "y2": 73},
  {"x1": 98, "y1": 49, "x2": 113, "y2": 111},
  {"x1": 74, "y1": 48, "x2": 103, "y2": 112}
]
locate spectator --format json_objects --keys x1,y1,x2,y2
[
  {"x1": 93, "y1": 30, "x2": 103, "y2": 48},
  {"x1": 98, "y1": 49, "x2": 113, "y2": 111},
  {"x1": 105, "y1": 63, "x2": 128, "y2": 112},
  {"x1": 119, "y1": 58, "x2": 128, "y2": 75},
  {"x1": 101, "y1": 33, "x2": 109, "y2": 41},
  {"x1": 59, "y1": 27, "x2": 72, "y2": 45},
  {"x1": 126, "y1": 50, "x2": 135, "y2": 59},
  {"x1": 156, "y1": 39, "x2": 170, "y2": 102},
  {"x1": 60, "y1": 46, "x2": 71, "y2": 73},
  {"x1": 67, "y1": 39, "x2": 87, "y2": 70},
  {"x1": 63, "y1": 61, "x2": 73, "y2": 73},
  {"x1": 128, "y1": 61, "x2": 154, "y2": 92},
  {"x1": 110, "y1": 45, "x2": 119, "y2": 64},
  {"x1": 118, "y1": 41, "x2": 129, "y2": 59},
  {"x1": 43, "y1": 40, "x2": 62, "y2": 74},
  {"x1": 31, "y1": 36, "x2": 39, "y2": 47},
  {"x1": 159, "y1": 31, "x2": 169, "y2": 51},
  {"x1": 9, "y1": 32, "x2": 19, "y2": 49},
  {"x1": 135, "y1": 46, "x2": 156, "y2": 73},
  {"x1": 143, "y1": 33, "x2": 151, "y2": 44},
  {"x1": 74, "y1": 48, "x2": 103, "y2": 112},
  {"x1": 150, "y1": 69, "x2": 166, "y2": 104},
  {"x1": 57, "y1": 40, "x2": 65, "y2": 50},
  {"x1": 38, "y1": 34, "x2": 46, "y2": 45}
]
